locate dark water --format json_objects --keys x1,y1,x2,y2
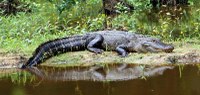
[{"x1": 0, "y1": 64, "x2": 200, "y2": 95}]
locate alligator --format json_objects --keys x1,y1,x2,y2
[{"x1": 21, "y1": 30, "x2": 174, "y2": 68}]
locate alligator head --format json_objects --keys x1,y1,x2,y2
[{"x1": 134, "y1": 38, "x2": 174, "y2": 53}]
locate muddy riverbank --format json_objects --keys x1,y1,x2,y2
[{"x1": 0, "y1": 41, "x2": 199, "y2": 68}]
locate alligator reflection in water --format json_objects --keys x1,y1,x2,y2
[
  {"x1": 27, "y1": 64, "x2": 174, "y2": 81},
  {"x1": 2, "y1": 65, "x2": 200, "y2": 95}
]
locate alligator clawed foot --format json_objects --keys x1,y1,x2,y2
[
  {"x1": 94, "y1": 49, "x2": 104, "y2": 54},
  {"x1": 20, "y1": 64, "x2": 26, "y2": 69},
  {"x1": 120, "y1": 53, "x2": 128, "y2": 57}
]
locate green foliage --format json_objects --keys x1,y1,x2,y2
[
  {"x1": 48, "y1": 0, "x2": 84, "y2": 14},
  {"x1": 0, "y1": 0, "x2": 199, "y2": 53},
  {"x1": 57, "y1": 0, "x2": 102, "y2": 26},
  {"x1": 0, "y1": 70, "x2": 35, "y2": 84},
  {"x1": 110, "y1": 0, "x2": 200, "y2": 40},
  {"x1": 111, "y1": 14, "x2": 136, "y2": 31},
  {"x1": 114, "y1": 2, "x2": 130, "y2": 14},
  {"x1": 126, "y1": 0, "x2": 151, "y2": 11},
  {"x1": 0, "y1": 1, "x2": 60, "y2": 52},
  {"x1": 0, "y1": 0, "x2": 105, "y2": 52}
]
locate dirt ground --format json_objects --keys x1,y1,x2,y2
[{"x1": 0, "y1": 41, "x2": 199, "y2": 68}]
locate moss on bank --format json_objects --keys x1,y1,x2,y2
[
  {"x1": 42, "y1": 43, "x2": 200, "y2": 67},
  {"x1": 0, "y1": 39, "x2": 199, "y2": 68}
]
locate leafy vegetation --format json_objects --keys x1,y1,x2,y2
[
  {"x1": 0, "y1": 70, "x2": 36, "y2": 84},
  {"x1": 0, "y1": 0, "x2": 199, "y2": 53}
]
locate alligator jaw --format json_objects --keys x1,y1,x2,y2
[
  {"x1": 143, "y1": 42, "x2": 174, "y2": 53},
  {"x1": 163, "y1": 45, "x2": 174, "y2": 53}
]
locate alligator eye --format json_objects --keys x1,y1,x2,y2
[
  {"x1": 152, "y1": 40, "x2": 156, "y2": 42},
  {"x1": 143, "y1": 43, "x2": 150, "y2": 47}
]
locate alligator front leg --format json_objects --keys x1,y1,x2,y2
[
  {"x1": 116, "y1": 45, "x2": 128, "y2": 57},
  {"x1": 87, "y1": 34, "x2": 104, "y2": 54}
]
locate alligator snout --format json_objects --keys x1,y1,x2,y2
[{"x1": 164, "y1": 45, "x2": 174, "y2": 53}]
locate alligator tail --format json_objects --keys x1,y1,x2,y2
[{"x1": 21, "y1": 35, "x2": 88, "y2": 68}]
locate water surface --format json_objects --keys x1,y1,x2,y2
[{"x1": 0, "y1": 64, "x2": 200, "y2": 95}]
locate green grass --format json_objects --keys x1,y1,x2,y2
[
  {"x1": 0, "y1": 69, "x2": 35, "y2": 84},
  {"x1": 0, "y1": 0, "x2": 199, "y2": 54},
  {"x1": 0, "y1": 0, "x2": 105, "y2": 54},
  {"x1": 0, "y1": 2, "x2": 58, "y2": 53}
]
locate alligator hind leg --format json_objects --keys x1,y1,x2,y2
[
  {"x1": 116, "y1": 45, "x2": 128, "y2": 57},
  {"x1": 87, "y1": 34, "x2": 104, "y2": 54}
]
